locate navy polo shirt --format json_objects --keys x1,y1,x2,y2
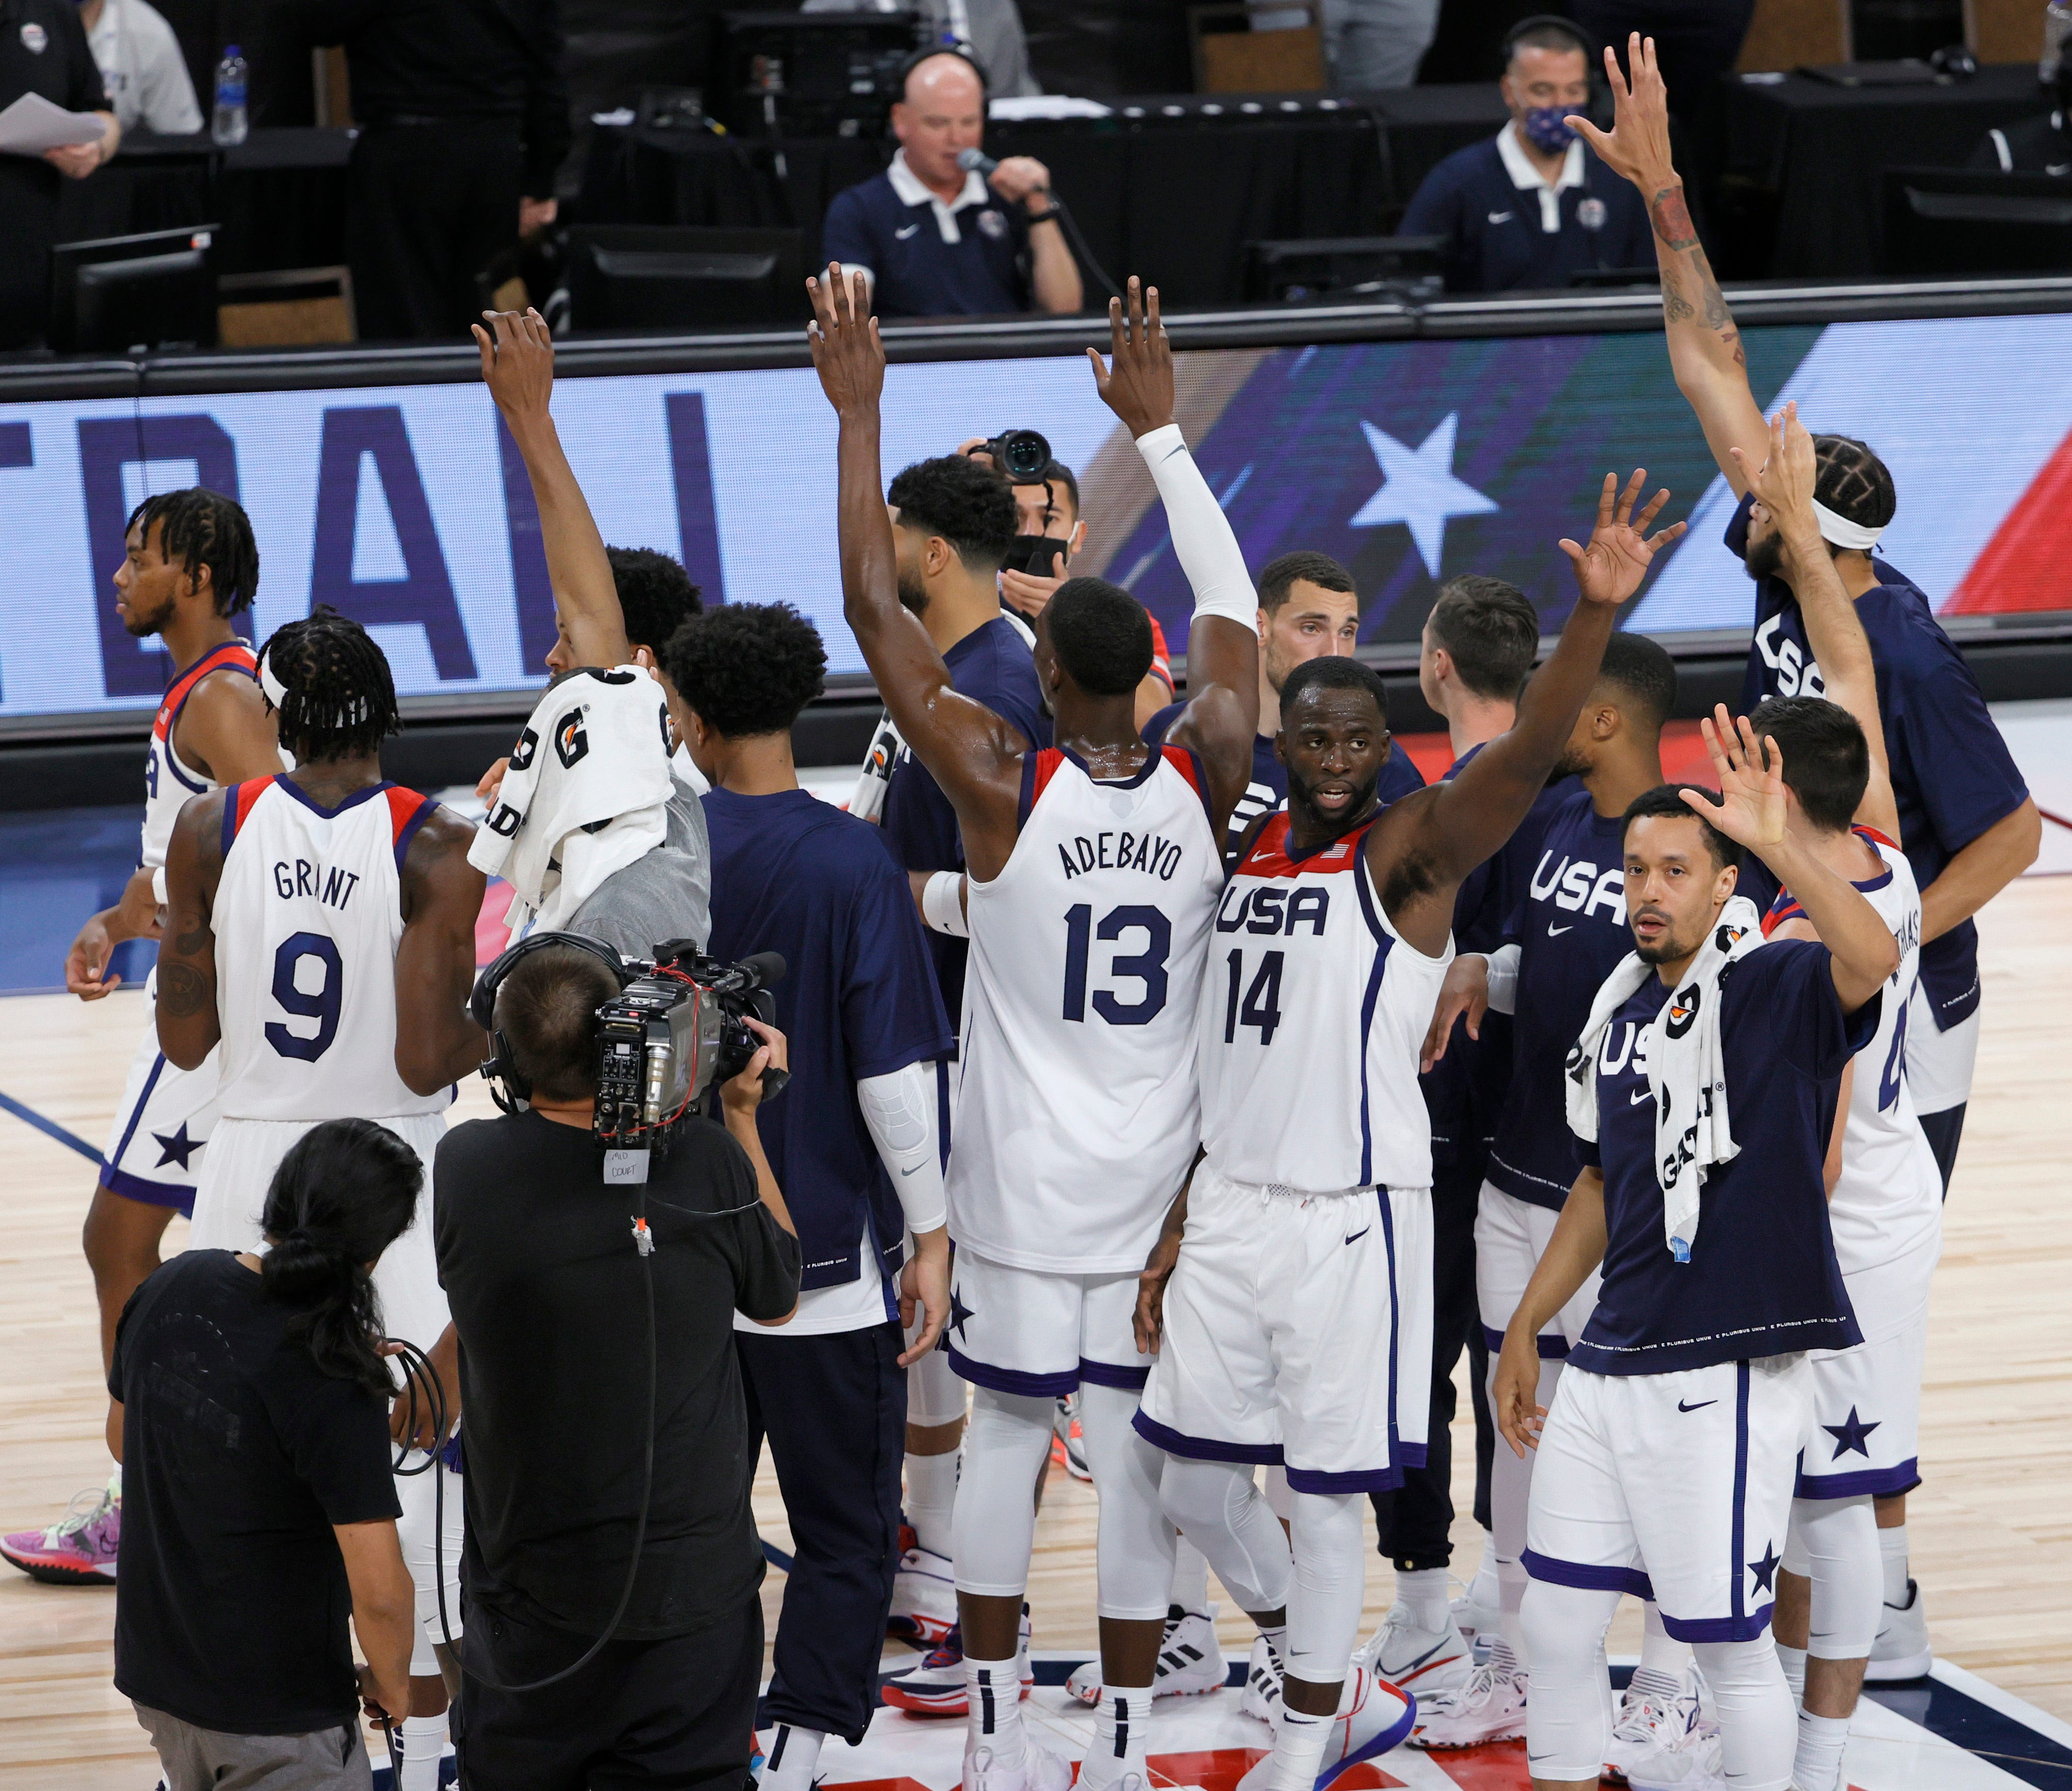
[
  {"x1": 1399, "y1": 132, "x2": 1653, "y2": 294},
  {"x1": 823, "y1": 151, "x2": 1033, "y2": 318},
  {"x1": 1728, "y1": 492, "x2": 2029, "y2": 1034},
  {"x1": 703, "y1": 787, "x2": 954, "y2": 1293}
]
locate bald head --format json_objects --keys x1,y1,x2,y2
[{"x1": 893, "y1": 52, "x2": 985, "y2": 191}]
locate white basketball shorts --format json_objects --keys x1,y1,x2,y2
[
  {"x1": 1135, "y1": 1165, "x2": 1432, "y2": 1494},
  {"x1": 1905, "y1": 980, "x2": 1979, "y2": 1117},
  {"x1": 1524, "y1": 1353, "x2": 1813, "y2": 1641},
  {"x1": 944, "y1": 1245, "x2": 1151, "y2": 1397},
  {"x1": 396, "y1": 1451, "x2": 466, "y2": 1668},
  {"x1": 1796, "y1": 1241, "x2": 1933, "y2": 1501},
  {"x1": 98, "y1": 974, "x2": 223, "y2": 1218},
  {"x1": 188, "y1": 1111, "x2": 451, "y2": 1352},
  {"x1": 1476, "y1": 1182, "x2": 1601, "y2": 1360}
]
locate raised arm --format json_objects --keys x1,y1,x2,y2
[
  {"x1": 394, "y1": 811, "x2": 488, "y2": 1095},
  {"x1": 475, "y1": 308, "x2": 632, "y2": 669},
  {"x1": 1570, "y1": 36, "x2": 1769, "y2": 497},
  {"x1": 1688, "y1": 707, "x2": 1899, "y2": 1012},
  {"x1": 1088, "y1": 280, "x2": 1259, "y2": 828},
  {"x1": 1734, "y1": 403, "x2": 1899, "y2": 841},
  {"x1": 156, "y1": 791, "x2": 227, "y2": 1070},
  {"x1": 808, "y1": 266, "x2": 1026, "y2": 878},
  {"x1": 1372, "y1": 470, "x2": 1685, "y2": 932}
]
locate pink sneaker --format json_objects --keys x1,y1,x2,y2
[{"x1": 2, "y1": 1480, "x2": 120, "y2": 1584}]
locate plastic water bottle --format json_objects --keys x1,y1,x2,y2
[
  {"x1": 212, "y1": 45, "x2": 248, "y2": 147},
  {"x1": 2044, "y1": 0, "x2": 2072, "y2": 85}
]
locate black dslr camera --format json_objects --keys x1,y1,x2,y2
[{"x1": 976, "y1": 427, "x2": 1053, "y2": 484}]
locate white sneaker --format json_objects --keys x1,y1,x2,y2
[
  {"x1": 883, "y1": 1608, "x2": 1034, "y2": 1717},
  {"x1": 1051, "y1": 1395, "x2": 1092, "y2": 1482},
  {"x1": 1450, "y1": 1579, "x2": 1500, "y2": 1663},
  {"x1": 1067, "y1": 1603, "x2": 1229, "y2": 1705},
  {"x1": 1241, "y1": 1633, "x2": 1285, "y2": 1725},
  {"x1": 1405, "y1": 1656, "x2": 1526, "y2": 1750},
  {"x1": 1357, "y1": 1602, "x2": 1473, "y2": 1697},
  {"x1": 1864, "y1": 1577, "x2": 1933, "y2": 1682},
  {"x1": 1604, "y1": 1678, "x2": 1723, "y2": 1789},
  {"x1": 963, "y1": 1741, "x2": 1072, "y2": 1791},
  {"x1": 1232, "y1": 1665, "x2": 1416, "y2": 1791},
  {"x1": 887, "y1": 1545, "x2": 958, "y2": 1646}
]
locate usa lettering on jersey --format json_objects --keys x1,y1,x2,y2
[
  {"x1": 1755, "y1": 612, "x2": 1826, "y2": 698},
  {"x1": 1531, "y1": 847, "x2": 1627, "y2": 923}
]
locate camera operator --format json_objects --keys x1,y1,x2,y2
[{"x1": 433, "y1": 942, "x2": 799, "y2": 1787}]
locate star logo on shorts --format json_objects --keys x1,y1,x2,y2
[
  {"x1": 1822, "y1": 1405, "x2": 1880, "y2": 1460},
  {"x1": 1748, "y1": 1541, "x2": 1782, "y2": 1597},
  {"x1": 151, "y1": 1122, "x2": 203, "y2": 1171},
  {"x1": 948, "y1": 1286, "x2": 974, "y2": 1342}
]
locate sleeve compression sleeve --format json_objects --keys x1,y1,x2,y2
[
  {"x1": 1133, "y1": 424, "x2": 1257, "y2": 630},
  {"x1": 859, "y1": 1061, "x2": 946, "y2": 1236},
  {"x1": 1485, "y1": 945, "x2": 1520, "y2": 1016}
]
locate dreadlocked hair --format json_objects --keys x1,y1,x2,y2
[
  {"x1": 125, "y1": 487, "x2": 260, "y2": 616},
  {"x1": 260, "y1": 605, "x2": 401, "y2": 763},
  {"x1": 1811, "y1": 435, "x2": 1896, "y2": 534}
]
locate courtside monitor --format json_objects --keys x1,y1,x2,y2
[
  {"x1": 1243, "y1": 236, "x2": 1446, "y2": 304},
  {"x1": 49, "y1": 226, "x2": 219, "y2": 354},
  {"x1": 565, "y1": 225, "x2": 806, "y2": 330},
  {"x1": 1880, "y1": 168, "x2": 2072, "y2": 277}
]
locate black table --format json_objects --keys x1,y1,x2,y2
[
  {"x1": 1724, "y1": 64, "x2": 2046, "y2": 277},
  {"x1": 577, "y1": 86, "x2": 1507, "y2": 308}
]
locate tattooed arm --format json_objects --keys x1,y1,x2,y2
[
  {"x1": 156, "y1": 790, "x2": 228, "y2": 1070},
  {"x1": 1568, "y1": 34, "x2": 1769, "y2": 496}
]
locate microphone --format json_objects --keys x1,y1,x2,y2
[
  {"x1": 714, "y1": 951, "x2": 787, "y2": 994},
  {"x1": 955, "y1": 147, "x2": 998, "y2": 176}
]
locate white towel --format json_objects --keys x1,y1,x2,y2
[
  {"x1": 469, "y1": 667, "x2": 674, "y2": 936},
  {"x1": 1564, "y1": 895, "x2": 1764, "y2": 1263}
]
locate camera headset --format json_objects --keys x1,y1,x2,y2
[{"x1": 1499, "y1": 15, "x2": 1620, "y2": 262}]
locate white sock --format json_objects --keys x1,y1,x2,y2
[
  {"x1": 1465, "y1": 1542, "x2": 1497, "y2": 1611},
  {"x1": 1267, "y1": 1706, "x2": 1330, "y2": 1791},
  {"x1": 1878, "y1": 1525, "x2": 1910, "y2": 1606},
  {"x1": 964, "y1": 1652, "x2": 1024, "y2": 1762},
  {"x1": 1793, "y1": 1707, "x2": 1850, "y2": 1791},
  {"x1": 1080, "y1": 1684, "x2": 1152, "y2": 1789},
  {"x1": 1495, "y1": 1554, "x2": 1528, "y2": 1660},
  {"x1": 1776, "y1": 1641, "x2": 1807, "y2": 1703},
  {"x1": 906, "y1": 1449, "x2": 959, "y2": 1557},
  {"x1": 1170, "y1": 1536, "x2": 1211, "y2": 1614},
  {"x1": 1260, "y1": 1621, "x2": 1289, "y2": 1661},
  {"x1": 399, "y1": 1712, "x2": 446, "y2": 1791},
  {"x1": 1637, "y1": 1602, "x2": 1693, "y2": 1688},
  {"x1": 1395, "y1": 1566, "x2": 1450, "y2": 1630},
  {"x1": 762, "y1": 1725, "x2": 826, "y2": 1791}
]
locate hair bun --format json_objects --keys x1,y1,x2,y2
[{"x1": 260, "y1": 1228, "x2": 353, "y2": 1306}]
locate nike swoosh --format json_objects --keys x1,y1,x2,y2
[
  {"x1": 1677, "y1": 1398, "x2": 1716, "y2": 1413},
  {"x1": 899, "y1": 1163, "x2": 923, "y2": 1176},
  {"x1": 895, "y1": 223, "x2": 921, "y2": 239},
  {"x1": 1547, "y1": 924, "x2": 1573, "y2": 935},
  {"x1": 1380, "y1": 1635, "x2": 1457, "y2": 1675},
  {"x1": 1344, "y1": 1227, "x2": 1371, "y2": 1246},
  {"x1": 1629, "y1": 1086, "x2": 1651, "y2": 1105}
]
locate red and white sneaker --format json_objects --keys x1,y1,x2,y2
[
  {"x1": 1, "y1": 1477, "x2": 121, "y2": 1584},
  {"x1": 883, "y1": 1610, "x2": 1035, "y2": 1717},
  {"x1": 1051, "y1": 1397, "x2": 1090, "y2": 1482},
  {"x1": 1405, "y1": 1648, "x2": 1526, "y2": 1751},
  {"x1": 887, "y1": 1544, "x2": 958, "y2": 1645}
]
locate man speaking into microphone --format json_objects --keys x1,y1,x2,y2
[{"x1": 822, "y1": 48, "x2": 1082, "y2": 317}]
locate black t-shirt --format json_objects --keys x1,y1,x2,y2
[
  {"x1": 0, "y1": 0, "x2": 108, "y2": 215},
  {"x1": 109, "y1": 1251, "x2": 401, "y2": 1735},
  {"x1": 434, "y1": 1109, "x2": 800, "y2": 1640}
]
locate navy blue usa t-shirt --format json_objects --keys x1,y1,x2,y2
[
  {"x1": 704, "y1": 787, "x2": 954, "y2": 1291},
  {"x1": 1729, "y1": 494, "x2": 2028, "y2": 1033},
  {"x1": 1485, "y1": 786, "x2": 1634, "y2": 1210},
  {"x1": 880, "y1": 614, "x2": 1050, "y2": 1025},
  {"x1": 1571, "y1": 940, "x2": 1872, "y2": 1376}
]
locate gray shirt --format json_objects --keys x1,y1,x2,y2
[{"x1": 566, "y1": 783, "x2": 712, "y2": 961}]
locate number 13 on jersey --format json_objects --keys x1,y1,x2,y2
[{"x1": 1061, "y1": 902, "x2": 1171, "y2": 1026}]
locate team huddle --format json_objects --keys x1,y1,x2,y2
[{"x1": 6, "y1": 38, "x2": 2038, "y2": 1791}]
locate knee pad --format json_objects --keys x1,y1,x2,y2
[
  {"x1": 1693, "y1": 1638, "x2": 1795, "y2": 1791},
  {"x1": 1285, "y1": 1491, "x2": 1366, "y2": 1686},
  {"x1": 951, "y1": 1387, "x2": 1053, "y2": 1599},
  {"x1": 1520, "y1": 1580, "x2": 1619, "y2": 1780},
  {"x1": 1787, "y1": 1495, "x2": 1881, "y2": 1661}
]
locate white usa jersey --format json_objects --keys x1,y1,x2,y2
[
  {"x1": 950, "y1": 745, "x2": 1223, "y2": 1273},
  {"x1": 1202, "y1": 812, "x2": 1453, "y2": 1193},
  {"x1": 1764, "y1": 830, "x2": 1940, "y2": 1281},
  {"x1": 212, "y1": 775, "x2": 452, "y2": 1122},
  {"x1": 141, "y1": 640, "x2": 259, "y2": 872}
]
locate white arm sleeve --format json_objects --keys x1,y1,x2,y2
[
  {"x1": 1134, "y1": 423, "x2": 1258, "y2": 631},
  {"x1": 920, "y1": 871, "x2": 969, "y2": 938},
  {"x1": 1485, "y1": 945, "x2": 1520, "y2": 1016},
  {"x1": 859, "y1": 1061, "x2": 946, "y2": 1236}
]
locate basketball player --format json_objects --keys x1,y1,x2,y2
[
  {"x1": 1135, "y1": 471, "x2": 1687, "y2": 1791},
  {"x1": 1496, "y1": 718, "x2": 1899, "y2": 1791},
  {"x1": 156, "y1": 608, "x2": 485, "y2": 1790},
  {"x1": 1146, "y1": 550, "x2": 1426, "y2": 861},
  {"x1": 1411, "y1": 630, "x2": 1685, "y2": 1762},
  {"x1": 2, "y1": 491, "x2": 281, "y2": 1590},
  {"x1": 1575, "y1": 39, "x2": 2037, "y2": 1668},
  {"x1": 811, "y1": 265, "x2": 1259, "y2": 1791}
]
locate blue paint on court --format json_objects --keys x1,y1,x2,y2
[{"x1": 0, "y1": 803, "x2": 155, "y2": 996}]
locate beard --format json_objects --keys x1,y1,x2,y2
[
  {"x1": 1285, "y1": 760, "x2": 1380, "y2": 829},
  {"x1": 1743, "y1": 529, "x2": 1787, "y2": 583},
  {"x1": 1551, "y1": 746, "x2": 1591, "y2": 780},
  {"x1": 897, "y1": 570, "x2": 929, "y2": 617},
  {"x1": 120, "y1": 589, "x2": 178, "y2": 638}
]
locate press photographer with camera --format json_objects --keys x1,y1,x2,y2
[{"x1": 432, "y1": 939, "x2": 799, "y2": 1787}]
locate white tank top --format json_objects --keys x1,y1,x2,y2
[
  {"x1": 1201, "y1": 812, "x2": 1453, "y2": 1194},
  {"x1": 141, "y1": 641, "x2": 258, "y2": 872},
  {"x1": 1766, "y1": 831, "x2": 1941, "y2": 1286},
  {"x1": 948, "y1": 745, "x2": 1223, "y2": 1273},
  {"x1": 212, "y1": 775, "x2": 453, "y2": 1122}
]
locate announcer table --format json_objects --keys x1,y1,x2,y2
[{"x1": 576, "y1": 86, "x2": 1509, "y2": 308}]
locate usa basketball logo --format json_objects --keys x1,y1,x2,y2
[{"x1": 977, "y1": 209, "x2": 1007, "y2": 239}]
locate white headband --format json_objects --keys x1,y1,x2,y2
[
  {"x1": 258, "y1": 645, "x2": 291, "y2": 709},
  {"x1": 1812, "y1": 499, "x2": 1884, "y2": 553}
]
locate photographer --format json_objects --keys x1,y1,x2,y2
[
  {"x1": 665, "y1": 601, "x2": 955, "y2": 1791},
  {"x1": 109, "y1": 1119, "x2": 424, "y2": 1791},
  {"x1": 433, "y1": 942, "x2": 799, "y2": 1787}
]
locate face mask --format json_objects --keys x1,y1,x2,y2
[{"x1": 1521, "y1": 105, "x2": 1577, "y2": 155}]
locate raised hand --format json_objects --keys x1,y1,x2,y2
[
  {"x1": 472, "y1": 307, "x2": 555, "y2": 424},
  {"x1": 1684, "y1": 702, "x2": 1787, "y2": 852},
  {"x1": 1086, "y1": 277, "x2": 1175, "y2": 439},
  {"x1": 1560, "y1": 469, "x2": 1685, "y2": 608},
  {"x1": 1566, "y1": 33, "x2": 1677, "y2": 197},
  {"x1": 807, "y1": 264, "x2": 885, "y2": 417},
  {"x1": 1729, "y1": 400, "x2": 1819, "y2": 538}
]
